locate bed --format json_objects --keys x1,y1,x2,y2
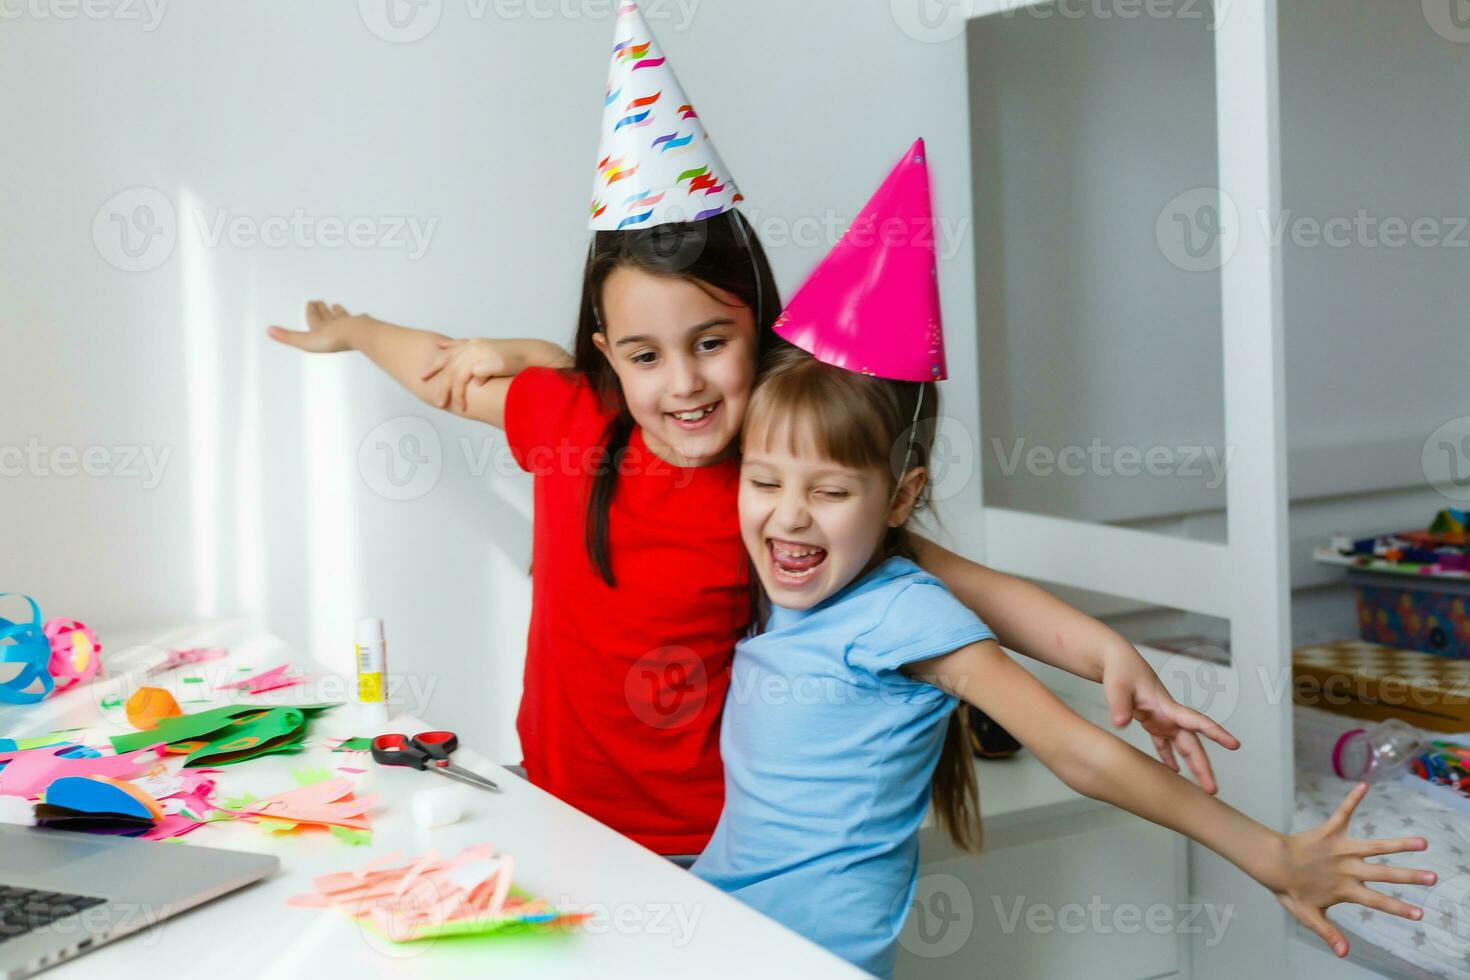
[{"x1": 1293, "y1": 705, "x2": 1470, "y2": 979}]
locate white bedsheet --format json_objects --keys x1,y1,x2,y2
[{"x1": 1293, "y1": 708, "x2": 1470, "y2": 979}]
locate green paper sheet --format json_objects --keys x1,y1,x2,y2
[
  {"x1": 332, "y1": 737, "x2": 373, "y2": 752},
  {"x1": 183, "y1": 718, "x2": 306, "y2": 768},
  {"x1": 111, "y1": 703, "x2": 337, "y2": 755}
]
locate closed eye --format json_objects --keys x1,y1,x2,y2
[
  {"x1": 817, "y1": 489, "x2": 850, "y2": 500},
  {"x1": 748, "y1": 479, "x2": 778, "y2": 490}
]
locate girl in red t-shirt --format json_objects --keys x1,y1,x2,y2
[{"x1": 269, "y1": 209, "x2": 1239, "y2": 854}]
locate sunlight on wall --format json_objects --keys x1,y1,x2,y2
[
  {"x1": 178, "y1": 188, "x2": 220, "y2": 620},
  {"x1": 302, "y1": 352, "x2": 361, "y2": 670},
  {"x1": 236, "y1": 274, "x2": 265, "y2": 618}
]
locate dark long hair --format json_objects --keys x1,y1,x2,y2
[
  {"x1": 743, "y1": 346, "x2": 982, "y2": 852},
  {"x1": 573, "y1": 208, "x2": 783, "y2": 587}
]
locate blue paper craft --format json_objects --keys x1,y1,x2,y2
[
  {"x1": 44, "y1": 776, "x2": 154, "y2": 821},
  {"x1": 0, "y1": 594, "x2": 54, "y2": 704}
]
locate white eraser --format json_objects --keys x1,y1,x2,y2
[
  {"x1": 412, "y1": 786, "x2": 463, "y2": 830},
  {"x1": 0, "y1": 796, "x2": 36, "y2": 827}
]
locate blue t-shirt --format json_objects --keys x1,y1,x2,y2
[{"x1": 692, "y1": 556, "x2": 994, "y2": 978}]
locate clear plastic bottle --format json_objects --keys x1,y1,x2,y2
[{"x1": 1332, "y1": 719, "x2": 1424, "y2": 783}]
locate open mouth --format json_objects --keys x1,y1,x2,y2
[
  {"x1": 667, "y1": 400, "x2": 721, "y2": 431},
  {"x1": 767, "y1": 538, "x2": 828, "y2": 587}
]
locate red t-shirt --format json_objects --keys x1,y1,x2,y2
[{"x1": 503, "y1": 367, "x2": 748, "y2": 855}]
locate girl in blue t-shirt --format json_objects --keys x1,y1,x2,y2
[{"x1": 692, "y1": 344, "x2": 1435, "y2": 978}]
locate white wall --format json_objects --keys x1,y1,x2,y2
[{"x1": 0, "y1": 0, "x2": 982, "y2": 760}]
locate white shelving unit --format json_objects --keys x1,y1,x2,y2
[{"x1": 905, "y1": 1, "x2": 1468, "y2": 978}]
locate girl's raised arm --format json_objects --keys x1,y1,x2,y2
[
  {"x1": 905, "y1": 639, "x2": 1436, "y2": 959},
  {"x1": 910, "y1": 533, "x2": 1240, "y2": 794},
  {"x1": 268, "y1": 301, "x2": 567, "y2": 429}
]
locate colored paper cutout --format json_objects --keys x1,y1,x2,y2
[
  {"x1": 44, "y1": 775, "x2": 164, "y2": 822},
  {"x1": 147, "y1": 647, "x2": 228, "y2": 677},
  {"x1": 0, "y1": 744, "x2": 161, "y2": 799},
  {"x1": 42, "y1": 619, "x2": 101, "y2": 691},
  {"x1": 110, "y1": 702, "x2": 336, "y2": 756},
  {"x1": 125, "y1": 686, "x2": 182, "y2": 730},
  {"x1": 331, "y1": 737, "x2": 373, "y2": 753},
  {"x1": 181, "y1": 708, "x2": 308, "y2": 767},
  {"x1": 288, "y1": 844, "x2": 588, "y2": 940},
  {"x1": 222, "y1": 776, "x2": 376, "y2": 843},
  {"x1": 0, "y1": 594, "x2": 55, "y2": 704},
  {"x1": 227, "y1": 664, "x2": 307, "y2": 695}
]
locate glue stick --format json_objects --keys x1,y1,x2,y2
[{"x1": 355, "y1": 617, "x2": 390, "y2": 727}]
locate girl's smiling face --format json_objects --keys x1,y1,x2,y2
[
  {"x1": 593, "y1": 265, "x2": 758, "y2": 468},
  {"x1": 739, "y1": 417, "x2": 924, "y2": 610}
]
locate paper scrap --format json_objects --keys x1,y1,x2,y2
[
  {"x1": 147, "y1": 647, "x2": 228, "y2": 677},
  {"x1": 0, "y1": 744, "x2": 162, "y2": 799},
  {"x1": 221, "y1": 776, "x2": 376, "y2": 843},
  {"x1": 227, "y1": 664, "x2": 308, "y2": 695},
  {"x1": 287, "y1": 844, "x2": 588, "y2": 940},
  {"x1": 330, "y1": 737, "x2": 373, "y2": 753}
]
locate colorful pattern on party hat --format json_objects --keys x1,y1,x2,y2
[
  {"x1": 589, "y1": 1, "x2": 742, "y2": 230},
  {"x1": 773, "y1": 139, "x2": 946, "y2": 382}
]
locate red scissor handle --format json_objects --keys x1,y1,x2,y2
[
  {"x1": 414, "y1": 730, "x2": 459, "y2": 761},
  {"x1": 371, "y1": 733, "x2": 430, "y2": 770}
]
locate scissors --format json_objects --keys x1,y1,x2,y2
[{"x1": 370, "y1": 731, "x2": 500, "y2": 792}]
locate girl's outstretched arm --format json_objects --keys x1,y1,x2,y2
[
  {"x1": 906, "y1": 639, "x2": 1436, "y2": 959},
  {"x1": 268, "y1": 301, "x2": 563, "y2": 428},
  {"x1": 911, "y1": 534, "x2": 1240, "y2": 793}
]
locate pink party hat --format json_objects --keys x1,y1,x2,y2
[
  {"x1": 589, "y1": 2, "x2": 742, "y2": 231},
  {"x1": 773, "y1": 139, "x2": 945, "y2": 382}
]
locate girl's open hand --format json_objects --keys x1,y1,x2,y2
[
  {"x1": 1102, "y1": 641, "x2": 1241, "y2": 795},
  {"x1": 267, "y1": 300, "x2": 364, "y2": 354},
  {"x1": 1272, "y1": 782, "x2": 1435, "y2": 957},
  {"x1": 420, "y1": 338, "x2": 514, "y2": 414}
]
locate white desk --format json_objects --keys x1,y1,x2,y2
[{"x1": 0, "y1": 621, "x2": 863, "y2": 979}]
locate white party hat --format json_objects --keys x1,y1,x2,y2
[{"x1": 589, "y1": 1, "x2": 743, "y2": 230}]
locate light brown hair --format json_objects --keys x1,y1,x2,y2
[{"x1": 744, "y1": 345, "x2": 983, "y2": 852}]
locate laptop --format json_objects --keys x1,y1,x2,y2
[{"x1": 0, "y1": 824, "x2": 277, "y2": 978}]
